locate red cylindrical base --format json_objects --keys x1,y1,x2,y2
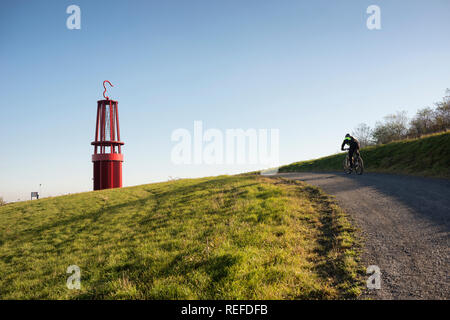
[{"x1": 92, "y1": 154, "x2": 123, "y2": 190}]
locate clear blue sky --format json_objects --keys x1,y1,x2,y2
[{"x1": 1, "y1": 0, "x2": 449, "y2": 202}]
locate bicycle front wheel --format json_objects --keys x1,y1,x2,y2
[{"x1": 343, "y1": 156, "x2": 351, "y2": 174}]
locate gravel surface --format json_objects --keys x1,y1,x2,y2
[{"x1": 276, "y1": 172, "x2": 450, "y2": 300}]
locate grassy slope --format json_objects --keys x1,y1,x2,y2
[
  {"x1": 0, "y1": 174, "x2": 363, "y2": 299},
  {"x1": 279, "y1": 131, "x2": 450, "y2": 179}
]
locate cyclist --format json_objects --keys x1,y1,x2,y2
[{"x1": 341, "y1": 133, "x2": 360, "y2": 171}]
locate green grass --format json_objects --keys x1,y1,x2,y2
[
  {"x1": 0, "y1": 174, "x2": 363, "y2": 299},
  {"x1": 279, "y1": 131, "x2": 450, "y2": 179}
]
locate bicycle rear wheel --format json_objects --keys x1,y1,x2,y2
[{"x1": 355, "y1": 157, "x2": 364, "y2": 175}]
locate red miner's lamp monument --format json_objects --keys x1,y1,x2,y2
[{"x1": 91, "y1": 81, "x2": 124, "y2": 190}]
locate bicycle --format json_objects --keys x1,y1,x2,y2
[{"x1": 342, "y1": 148, "x2": 364, "y2": 175}]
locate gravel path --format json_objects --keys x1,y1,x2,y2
[{"x1": 276, "y1": 172, "x2": 450, "y2": 299}]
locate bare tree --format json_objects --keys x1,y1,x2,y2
[
  {"x1": 352, "y1": 123, "x2": 373, "y2": 148},
  {"x1": 409, "y1": 107, "x2": 435, "y2": 137},
  {"x1": 367, "y1": 88, "x2": 449, "y2": 145},
  {"x1": 373, "y1": 111, "x2": 409, "y2": 144},
  {"x1": 434, "y1": 89, "x2": 450, "y2": 132}
]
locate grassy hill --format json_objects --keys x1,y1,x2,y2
[
  {"x1": 0, "y1": 174, "x2": 363, "y2": 299},
  {"x1": 279, "y1": 131, "x2": 450, "y2": 178}
]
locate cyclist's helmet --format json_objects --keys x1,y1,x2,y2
[{"x1": 345, "y1": 133, "x2": 351, "y2": 141}]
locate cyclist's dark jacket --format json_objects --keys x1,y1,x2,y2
[{"x1": 341, "y1": 136, "x2": 360, "y2": 151}]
